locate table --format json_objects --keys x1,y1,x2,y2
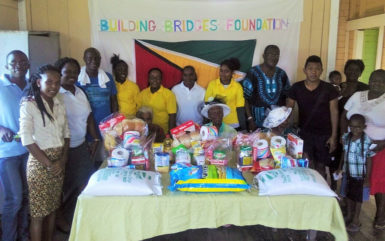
[{"x1": 68, "y1": 172, "x2": 348, "y2": 241}]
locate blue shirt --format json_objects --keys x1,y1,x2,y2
[
  {"x1": 0, "y1": 74, "x2": 29, "y2": 157},
  {"x1": 77, "y1": 72, "x2": 117, "y2": 128}
]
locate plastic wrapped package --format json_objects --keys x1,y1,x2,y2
[
  {"x1": 169, "y1": 163, "x2": 249, "y2": 192},
  {"x1": 82, "y1": 168, "x2": 162, "y2": 196},
  {"x1": 99, "y1": 112, "x2": 154, "y2": 170}
]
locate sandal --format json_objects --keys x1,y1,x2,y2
[
  {"x1": 346, "y1": 223, "x2": 361, "y2": 232},
  {"x1": 374, "y1": 221, "x2": 385, "y2": 230}
]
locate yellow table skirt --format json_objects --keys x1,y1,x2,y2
[{"x1": 69, "y1": 172, "x2": 348, "y2": 241}]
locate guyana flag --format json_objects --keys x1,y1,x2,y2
[{"x1": 134, "y1": 39, "x2": 256, "y2": 90}]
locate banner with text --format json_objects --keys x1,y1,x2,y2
[{"x1": 89, "y1": 0, "x2": 303, "y2": 88}]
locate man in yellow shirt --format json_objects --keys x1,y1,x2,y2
[
  {"x1": 138, "y1": 68, "x2": 176, "y2": 133},
  {"x1": 110, "y1": 54, "x2": 139, "y2": 117},
  {"x1": 205, "y1": 58, "x2": 246, "y2": 130}
]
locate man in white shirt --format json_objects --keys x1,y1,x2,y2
[{"x1": 172, "y1": 66, "x2": 206, "y2": 125}]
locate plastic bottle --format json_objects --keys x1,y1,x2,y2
[{"x1": 163, "y1": 134, "x2": 174, "y2": 163}]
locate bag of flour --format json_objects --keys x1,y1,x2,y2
[
  {"x1": 82, "y1": 167, "x2": 162, "y2": 196},
  {"x1": 255, "y1": 167, "x2": 336, "y2": 197}
]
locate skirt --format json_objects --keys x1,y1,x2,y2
[
  {"x1": 27, "y1": 146, "x2": 64, "y2": 218},
  {"x1": 370, "y1": 148, "x2": 385, "y2": 195}
]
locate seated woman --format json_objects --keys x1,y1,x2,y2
[
  {"x1": 136, "y1": 106, "x2": 166, "y2": 143},
  {"x1": 262, "y1": 106, "x2": 295, "y2": 137},
  {"x1": 200, "y1": 99, "x2": 237, "y2": 139}
]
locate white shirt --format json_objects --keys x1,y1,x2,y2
[
  {"x1": 172, "y1": 82, "x2": 206, "y2": 125},
  {"x1": 60, "y1": 86, "x2": 92, "y2": 148},
  {"x1": 19, "y1": 94, "x2": 70, "y2": 150},
  {"x1": 345, "y1": 90, "x2": 385, "y2": 140}
]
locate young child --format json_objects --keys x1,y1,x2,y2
[
  {"x1": 337, "y1": 114, "x2": 374, "y2": 232},
  {"x1": 329, "y1": 70, "x2": 342, "y2": 94}
]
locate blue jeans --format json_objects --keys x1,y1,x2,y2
[{"x1": 0, "y1": 153, "x2": 29, "y2": 241}]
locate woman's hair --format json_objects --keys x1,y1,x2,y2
[
  {"x1": 110, "y1": 54, "x2": 128, "y2": 70},
  {"x1": 54, "y1": 57, "x2": 81, "y2": 73},
  {"x1": 344, "y1": 59, "x2": 365, "y2": 73},
  {"x1": 27, "y1": 65, "x2": 60, "y2": 126},
  {"x1": 328, "y1": 70, "x2": 341, "y2": 79},
  {"x1": 220, "y1": 58, "x2": 241, "y2": 72}
]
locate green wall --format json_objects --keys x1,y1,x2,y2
[{"x1": 361, "y1": 28, "x2": 379, "y2": 84}]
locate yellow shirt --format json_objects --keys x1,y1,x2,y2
[
  {"x1": 138, "y1": 85, "x2": 177, "y2": 132},
  {"x1": 205, "y1": 78, "x2": 245, "y2": 126},
  {"x1": 115, "y1": 80, "x2": 140, "y2": 117}
]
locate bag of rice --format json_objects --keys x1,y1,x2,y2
[
  {"x1": 255, "y1": 167, "x2": 336, "y2": 197},
  {"x1": 82, "y1": 168, "x2": 162, "y2": 196}
]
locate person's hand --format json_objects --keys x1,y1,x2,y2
[
  {"x1": 327, "y1": 136, "x2": 337, "y2": 153},
  {"x1": 0, "y1": 126, "x2": 15, "y2": 142},
  {"x1": 48, "y1": 161, "x2": 63, "y2": 176},
  {"x1": 372, "y1": 140, "x2": 385, "y2": 152},
  {"x1": 247, "y1": 118, "x2": 257, "y2": 132}
]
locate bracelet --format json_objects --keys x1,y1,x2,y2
[
  {"x1": 93, "y1": 139, "x2": 101, "y2": 142},
  {"x1": 247, "y1": 116, "x2": 253, "y2": 121}
]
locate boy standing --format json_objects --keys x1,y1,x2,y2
[
  {"x1": 287, "y1": 55, "x2": 339, "y2": 177},
  {"x1": 338, "y1": 114, "x2": 374, "y2": 232}
]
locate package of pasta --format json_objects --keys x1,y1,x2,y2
[{"x1": 168, "y1": 163, "x2": 249, "y2": 192}]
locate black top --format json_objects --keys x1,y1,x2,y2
[
  {"x1": 338, "y1": 82, "x2": 369, "y2": 113},
  {"x1": 288, "y1": 80, "x2": 339, "y2": 135}
]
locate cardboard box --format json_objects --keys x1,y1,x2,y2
[{"x1": 286, "y1": 133, "x2": 303, "y2": 159}]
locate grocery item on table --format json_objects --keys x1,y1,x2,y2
[
  {"x1": 250, "y1": 158, "x2": 275, "y2": 173},
  {"x1": 82, "y1": 168, "x2": 162, "y2": 196},
  {"x1": 154, "y1": 152, "x2": 170, "y2": 173},
  {"x1": 255, "y1": 167, "x2": 337, "y2": 197},
  {"x1": 254, "y1": 139, "x2": 270, "y2": 160},
  {"x1": 163, "y1": 134, "x2": 174, "y2": 163},
  {"x1": 280, "y1": 155, "x2": 297, "y2": 169},
  {"x1": 169, "y1": 163, "x2": 249, "y2": 192},
  {"x1": 200, "y1": 126, "x2": 218, "y2": 141},
  {"x1": 286, "y1": 133, "x2": 304, "y2": 159},
  {"x1": 203, "y1": 138, "x2": 232, "y2": 166},
  {"x1": 108, "y1": 148, "x2": 130, "y2": 167},
  {"x1": 152, "y1": 143, "x2": 163, "y2": 154},
  {"x1": 99, "y1": 113, "x2": 153, "y2": 170},
  {"x1": 238, "y1": 145, "x2": 253, "y2": 167},
  {"x1": 270, "y1": 136, "x2": 286, "y2": 168}
]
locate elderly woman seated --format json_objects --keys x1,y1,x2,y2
[
  {"x1": 136, "y1": 106, "x2": 166, "y2": 143},
  {"x1": 201, "y1": 99, "x2": 237, "y2": 139}
]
